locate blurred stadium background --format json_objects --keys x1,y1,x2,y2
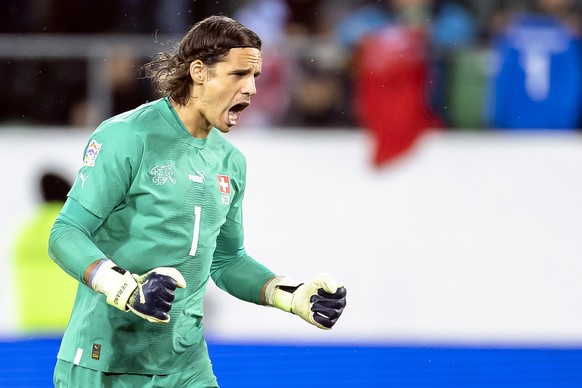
[{"x1": 2, "y1": 0, "x2": 582, "y2": 386}]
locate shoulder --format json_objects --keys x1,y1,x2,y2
[
  {"x1": 209, "y1": 129, "x2": 247, "y2": 168},
  {"x1": 208, "y1": 130, "x2": 247, "y2": 193},
  {"x1": 82, "y1": 102, "x2": 165, "y2": 164},
  {"x1": 93, "y1": 99, "x2": 164, "y2": 140}
]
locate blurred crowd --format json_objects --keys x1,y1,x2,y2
[
  {"x1": 1, "y1": 0, "x2": 582, "y2": 143},
  {"x1": 7, "y1": 0, "x2": 582, "y2": 334}
]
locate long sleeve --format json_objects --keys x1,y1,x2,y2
[
  {"x1": 211, "y1": 234, "x2": 275, "y2": 305},
  {"x1": 209, "y1": 164, "x2": 275, "y2": 304},
  {"x1": 48, "y1": 197, "x2": 107, "y2": 284}
]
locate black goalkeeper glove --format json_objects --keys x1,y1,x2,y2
[
  {"x1": 265, "y1": 273, "x2": 347, "y2": 329},
  {"x1": 90, "y1": 260, "x2": 187, "y2": 323}
]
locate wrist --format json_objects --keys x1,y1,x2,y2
[
  {"x1": 89, "y1": 259, "x2": 137, "y2": 311},
  {"x1": 87, "y1": 259, "x2": 110, "y2": 288},
  {"x1": 265, "y1": 276, "x2": 303, "y2": 313}
]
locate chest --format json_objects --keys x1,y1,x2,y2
[{"x1": 128, "y1": 143, "x2": 237, "y2": 233}]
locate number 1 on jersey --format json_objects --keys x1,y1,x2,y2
[{"x1": 189, "y1": 206, "x2": 201, "y2": 256}]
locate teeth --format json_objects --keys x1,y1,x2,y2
[{"x1": 229, "y1": 110, "x2": 239, "y2": 125}]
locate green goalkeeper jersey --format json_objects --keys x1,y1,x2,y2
[{"x1": 49, "y1": 98, "x2": 274, "y2": 374}]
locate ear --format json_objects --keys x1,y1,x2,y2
[{"x1": 189, "y1": 60, "x2": 205, "y2": 85}]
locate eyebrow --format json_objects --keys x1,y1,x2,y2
[{"x1": 232, "y1": 67, "x2": 261, "y2": 77}]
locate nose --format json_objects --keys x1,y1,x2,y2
[{"x1": 242, "y1": 76, "x2": 257, "y2": 96}]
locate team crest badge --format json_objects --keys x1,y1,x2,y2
[
  {"x1": 83, "y1": 140, "x2": 102, "y2": 167},
  {"x1": 151, "y1": 165, "x2": 177, "y2": 185},
  {"x1": 217, "y1": 174, "x2": 231, "y2": 205}
]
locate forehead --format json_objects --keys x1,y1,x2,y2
[{"x1": 220, "y1": 47, "x2": 262, "y2": 70}]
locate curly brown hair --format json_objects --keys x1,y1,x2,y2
[{"x1": 142, "y1": 15, "x2": 262, "y2": 105}]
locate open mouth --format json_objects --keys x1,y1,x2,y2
[{"x1": 228, "y1": 102, "x2": 250, "y2": 126}]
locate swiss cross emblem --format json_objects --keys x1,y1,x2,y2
[
  {"x1": 217, "y1": 175, "x2": 231, "y2": 205},
  {"x1": 217, "y1": 175, "x2": 231, "y2": 194}
]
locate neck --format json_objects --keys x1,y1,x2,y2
[{"x1": 170, "y1": 98, "x2": 211, "y2": 139}]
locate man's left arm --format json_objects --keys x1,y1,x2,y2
[
  {"x1": 210, "y1": 191, "x2": 346, "y2": 330},
  {"x1": 210, "y1": 214, "x2": 275, "y2": 305}
]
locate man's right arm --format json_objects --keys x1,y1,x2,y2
[
  {"x1": 48, "y1": 197, "x2": 108, "y2": 285},
  {"x1": 49, "y1": 197, "x2": 186, "y2": 323}
]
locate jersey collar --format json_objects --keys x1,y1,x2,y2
[{"x1": 158, "y1": 97, "x2": 209, "y2": 149}]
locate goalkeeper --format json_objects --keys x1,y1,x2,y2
[{"x1": 48, "y1": 15, "x2": 346, "y2": 388}]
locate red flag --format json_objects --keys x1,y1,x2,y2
[{"x1": 353, "y1": 25, "x2": 442, "y2": 167}]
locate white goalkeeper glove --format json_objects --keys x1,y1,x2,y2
[
  {"x1": 89, "y1": 260, "x2": 187, "y2": 323},
  {"x1": 265, "y1": 273, "x2": 347, "y2": 330}
]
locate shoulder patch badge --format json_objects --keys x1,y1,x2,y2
[{"x1": 83, "y1": 140, "x2": 102, "y2": 167}]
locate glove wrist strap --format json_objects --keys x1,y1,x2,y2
[
  {"x1": 90, "y1": 259, "x2": 137, "y2": 311},
  {"x1": 265, "y1": 276, "x2": 303, "y2": 313}
]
